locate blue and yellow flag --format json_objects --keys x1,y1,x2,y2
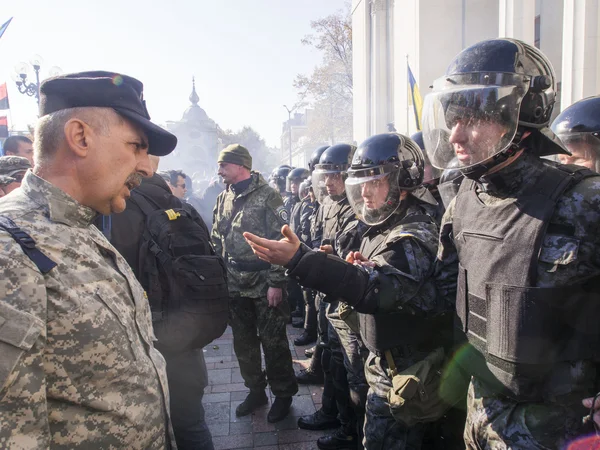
[
  {"x1": 407, "y1": 62, "x2": 423, "y2": 131},
  {"x1": 0, "y1": 17, "x2": 13, "y2": 40}
]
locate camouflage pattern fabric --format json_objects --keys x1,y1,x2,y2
[
  {"x1": 213, "y1": 172, "x2": 297, "y2": 398},
  {"x1": 229, "y1": 295, "x2": 298, "y2": 397},
  {"x1": 212, "y1": 172, "x2": 288, "y2": 297},
  {"x1": 435, "y1": 152, "x2": 600, "y2": 449},
  {"x1": 0, "y1": 172, "x2": 173, "y2": 449}
]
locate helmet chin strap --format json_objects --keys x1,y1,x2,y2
[{"x1": 461, "y1": 128, "x2": 526, "y2": 180}]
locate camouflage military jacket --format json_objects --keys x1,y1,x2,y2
[
  {"x1": 212, "y1": 172, "x2": 288, "y2": 297},
  {"x1": 0, "y1": 173, "x2": 173, "y2": 449}
]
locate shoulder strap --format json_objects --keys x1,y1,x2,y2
[
  {"x1": 129, "y1": 190, "x2": 162, "y2": 217},
  {"x1": 397, "y1": 213, "x2": 435, "y2": 226},
  {"x1": 0, "y1": 215, "x2": 56, "y2": 274}
]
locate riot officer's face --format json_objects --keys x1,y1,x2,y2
[
  {"x1": 290, "y1": 180, "x2": 301, "y2": 195},
  {"x1": 325, "y1": 172, "x2": 345, "y2": 197},
  {"x1": 449, "y1": 117, "x2": 509, "y2": 167},
  {"x1": 360, "y1": 176, "x2": 390, "y2": 210},
  {"x1": 558, "y1": 141, "x2": 599, "y2": 170}
]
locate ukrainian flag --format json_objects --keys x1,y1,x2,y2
[
  {"x1": 0, "y1": 17, "x2": 13, "y2": 40},
  {"x1": 407, "y1": 62, "x2": 423, "y2": 131}
]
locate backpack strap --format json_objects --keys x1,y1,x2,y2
[{"x1": 0, "y1": 215, "x2": 57, "y2": 274}]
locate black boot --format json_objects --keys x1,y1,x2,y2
[
  {"x1": 296, "y1": 367, "x2": 324, "y2": 385},
  {"x1": 304, "y1": 345, "x2": 316, "y2": 358},
  {"x1": 292, "y1": 318, "x2": 305, "y2": 329},
  {"x1": 235, "y1": 390, "x2": 268, "y2": 417},
  {"x1": 298, "y1": 408, "x2": 341, "y2": 430},
  {"x1": 294, "y1": 330, "x2": 317, "y2": 346},
  {"x1": 267, "y1": 396, "x2": 292, "y2": 423},
  {"x1": 317, "y1": 426, "x2": 358, "y2": 450}
]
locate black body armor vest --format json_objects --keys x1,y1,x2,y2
[{"x1": 453, "y1": 163, "x2": 600, "y2": 400}]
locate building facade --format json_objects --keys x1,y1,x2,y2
[{"x1": 352, "y1": 0, "x2": 600, "y2": 143}]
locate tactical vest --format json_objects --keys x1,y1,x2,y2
[
  {"x1": 358, "y1": 213, "x2": 448, "y2": 355},
  {"x1": 453, "y1": 163, "x2": 600, "y2": 401}
]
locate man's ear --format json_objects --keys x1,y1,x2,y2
[{"x1": 64, "y1": 118, "x2": 93, "y2": 158}]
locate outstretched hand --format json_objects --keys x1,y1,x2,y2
[{"x1": 243, "y1": 224, "x2": 301, "y2": 266}]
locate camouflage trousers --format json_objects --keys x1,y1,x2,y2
[
  {"x1": 363, "y1": 351, "x2": 426, "y2": 450},
  {"x1": 464, "y1": 377, "x2": 593, "y2": 450},
  {"x1": 229, "y1": 295, "x2": 298, "y2": 397}
]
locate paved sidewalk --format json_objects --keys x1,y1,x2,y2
[{"x1": 203, "y1": 323, "x2": 330, "y2": 450}]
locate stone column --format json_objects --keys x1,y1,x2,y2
[
  {"x1": 498, "y1": 0, "x2": 536, "y2": 43},
  {"x1": 370, "y1": 0, "x2": 393, "y2": 135},
  {"x1": 560, "y1": 0, "x2": 600, "y2": 109},
  {"x1": 352, "y1": 0, "x2": 371, "y2": 143}
]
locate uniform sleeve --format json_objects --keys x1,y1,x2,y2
[
  {"x1": 211, "y1": 194, "x2": 224, "y2": 258},
  {"x1": 287, "y1": 234, "x2": 437, "y2": 314},
  {"x1": 0, "y1": 236, "x2": 49, "y2": 448},
  {"x1": 265, "y1": 190, "x2": 289, "y2": 289},
  {"x1": 433, "y1": 199, "x2": 459, "y2": 306}
]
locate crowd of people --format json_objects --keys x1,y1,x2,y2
[{"x1": 0, "y1": 37, "x2": 599, "y2": 450}]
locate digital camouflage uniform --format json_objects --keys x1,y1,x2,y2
[
  {"x1": 435, "y1": 152, "x2": 600, "y2": 449},
  {"x1": 286, "y1": 198, "x2": 446, "y2": 450},
  {"x1": 212, "y1": 172, "x2": 298, "y2": 397},
  {"x1": 0, "y1": 172, "x2": 174, "y2": 449}
]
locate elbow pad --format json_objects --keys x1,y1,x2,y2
[{"x1": 353, "y1": 270, "x2": 401, "y2": 314}]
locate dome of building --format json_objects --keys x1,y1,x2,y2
[{"x1": 182, "y1": 77, "x2": 209, "y2": 122}]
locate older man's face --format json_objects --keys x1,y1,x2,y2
[{"x1": 84, "y1": 114, "x2": 152, "y2": 214}]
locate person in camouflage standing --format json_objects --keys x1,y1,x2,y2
[
  {"x1": 0, "y1": 71, "x2": 178, "y2": 448},
  {"x1": 425, "y1": 38, "x2": 600, "y2": 449},
  {"x1": 243, "y1": 133, "x2": 453, "y2": 449},
  {"x1": 212, "y1": 144, "x2": 298, "y2": 423}
]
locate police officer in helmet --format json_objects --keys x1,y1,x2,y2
[
  {"x1": 425, "y1": 38, "x2": 600, "y2": 448},
  {"x1": 551, "y1": 95, "x2": 600, "y2": 172},
  {"x1": 243, "y1": 133, "x2": 453, "y2": 449}
]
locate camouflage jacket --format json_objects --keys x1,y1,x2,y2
[
  {"x1": 0, "y1": 172, "x2": 173, "y2": 449},
  {"x1": 212, "y1": 172, "x2": 288, "y2": 297}
]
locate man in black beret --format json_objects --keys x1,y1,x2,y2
[{"x1": 0, "y1": 71, "x2": 178, "y2": 448}]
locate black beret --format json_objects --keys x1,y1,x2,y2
[{"x1": 39, "y1": 71, "x2": 177, "y2": 156}]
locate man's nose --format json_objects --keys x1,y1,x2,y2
[
  {"x1": 449, "y1": 121, "x2": 467, "y2": 144},
  {"x1": 137, "y1": 152, "x2": 153, "y2": 177}
]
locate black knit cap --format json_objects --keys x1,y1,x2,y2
[{"x1": 39, "y1": 71, "x2": 177, "y2": 156}]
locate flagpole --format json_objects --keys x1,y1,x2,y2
[{"x1": 406, "y1": 54, "x2": 409, "y2": 134}]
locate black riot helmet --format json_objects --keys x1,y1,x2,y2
[
  {"x1": 286, "y1": 167, "x2": 310, "y2": 193},
  {"x1": 269, "y1": 165, "x2": 292, "y2": 193},
  {"x1": 312, "y1": 143, "x2": 356, "y2": 202},
  {"x1": 411, "y1": 131, "x2": 443, "y2": 184},
  {"x1": 551, "y1": 96, "x2": 600, "y2": 172},
  {"x1": 346, "y1": 133, "x2": 437, "y2": 225},
  {"x1": 308, "y1": 145, "x2": 330, "y2": 173},
  {"x1": 422, "y1": 38, "x2": 567, "y2": 180}
]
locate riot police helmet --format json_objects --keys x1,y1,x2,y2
[
  {"x1": 551, "y1": 96, "x2": 600, "y2": 172},
  {"x1": 411, "y1": 131, "x2": 443, "y2": 184},
  {"x1": 308, "y1": 145, "x2": 330, "y2": 173},
  {"x1": 269, "y1": 165, "x2": 292, "y2": 193},
  {"x1": 312, "y1": 143, "x2": 356, "y2": 203},
  {"x1": 422, "y1": 38, "x2": 567, "y2": 179},
  {"x1": 286, "y1": 167, "x2": 310, "y2": 194},
  {"x1": 346, "y1": 133, "x2": 437, "y2": 226},
  {"x1": 298, "y1": 175, "x2": 312, "y2": 201}
]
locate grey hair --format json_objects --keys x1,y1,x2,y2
[{"x1": 33, "y1": 107, "x2": 122, "y2": 166}]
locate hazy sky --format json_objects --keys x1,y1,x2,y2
[{"x1": 0, "y1": 0, "x2": 347, "y2": 147}]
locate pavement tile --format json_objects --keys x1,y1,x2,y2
[
  {"x1": 205, "y1": 355, "x2": 232, "y2": 363},
  {"x1": 211, "y1": 382, "x2": 248, "y2": 393},
  {"x1": 278, "y1": 428, "x2": 324, "y2": 444},
  {"x1": 231, "y1": 371, "x2": 245, "y2": 383},
  {"x1": 253, "y1": 446, "x2": 278, "y2": 450},
  {"x1": 213, "y1": 433, "x2": 254, "y2": 450},
  {"x1": 208, "y1": 368, "x2": 232, "y2": 385},
  {"x1": 252, "y1": 431, "x2": 278, "y2": 447},
  {"x1": 215, "y1": 360, "x2": 240, "y2": 369},
  {"x1": 203, "y1": 392, "x2": 231, "y2": 403},
  {"x1": 231, "y1": 399, "x2": 267, "y2": 423},
  {"x1": 205, "y1": 343, "x2": 233, "y2": 357},
  {"x1": 229, "y1": 421, "x2": 253, "y2": 435},
  {"x1": 230, "y1": 390, "x2": 251, "y2": 401},
  {"x1": 208, "y1": 421, "x2": 230, "y2": 437},
  {"x1": 205, "y1": 401, "x2": 230, "y2": 424},
  {"x1": 289, "y1": 395, "x2": 317, "y2": 416},
  {"x1": 279, "y1": 441, "x2": 320, "y2": 450}
]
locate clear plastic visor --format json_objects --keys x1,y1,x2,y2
[
  {"x1": 312, "y1": 168, "x2": 347, "y2": 203},
  {"x1": 422, "y1": 73, "x2": 528, "y2": 170},
  {"x1": 556, "y1": 132, "x2": 600, "y2": 171},
  {"x1": 345, "y1": 171, "x2": 401, "y2": 226}
]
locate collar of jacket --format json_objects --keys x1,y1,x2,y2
[{"x1": 227, "y1": 171, "x2": 267, "y2": 198}]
